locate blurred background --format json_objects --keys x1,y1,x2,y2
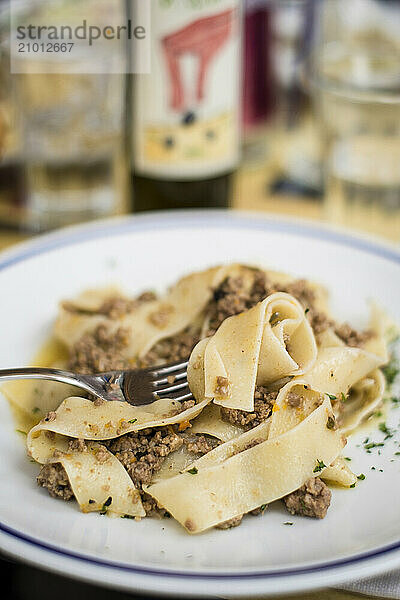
[
  {"x1": 0, "y1": 0, "x2": 399, "y2": 243},
  {"x1": 0, "y1": 0, "x2": 400, "y2": 599}
]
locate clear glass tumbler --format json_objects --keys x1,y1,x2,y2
[
  {"x1": 11, "y1": 0, "x2": 126, "y2": 232},
  {"x1": 309, "y1": 0, "x2": 400, "y2": 241}
]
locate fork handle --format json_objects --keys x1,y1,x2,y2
[{"x1": 0, "y1": 367, "x2": 95, "y2": 396}]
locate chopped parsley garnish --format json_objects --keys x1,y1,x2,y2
[
  {"x1": 283, "y1": 522, "x2": 293, "y2": 526},
  {"x1": 326, "y1": 416, "x2": 336, "y2": 430},
  {"x1": 100, "y1": 496, "x2": 112, "y2": 514},
  {"x1": 305, "y1": 308, "x2": 310, "y2": 315},
  {"x1": 121, "y1": 514, "x2": 135, "y2": 519},
  {"x1": 371, "y1": 466, "x2": 376, "y2": 470},
  {"x1": 375, "y1": 410, "x2": 383, "y2": 417},
  {"x1": 364, "y1": 442, "x2": 384, "y2": 450},
  {"x1": 260, "y1": 504, "x2": 267, "y2": 511},
  {"x1": 128, "y1": 418, "x2": 137, "y2": 424},
  {"x1": 187, "y1": 467, "x2": 198, "y2": 475},
  {"x1": 395, "y1": 452, "x2": 400, "y2": 456},
  {"x1": 350, "y1": 483, "x2": 356, "y2": 488},
  {"x1": 340, "y1": 392, "x2": 347, "y2": 403},
  {"x1": 313, "y1": 459, "x2": 326, "y2": 473},
  {"x1": 357, "y1": 474, "x2": 366, "y2": 480},
  {"x1": 382, "y1": 358, "x2": 399, "y2": 386},
  {"x1": 378, "y1": 422, "x2": 393, "y2": 439},
  {"x1": 327, "y1": 394, "x2": 337, "y2": 400},
  {"x1": 15, "y1": 429, "x2": 26, "y2": 436},
  {"x1": 344, "y1": 457, "x2": 352, "y2": 461}
]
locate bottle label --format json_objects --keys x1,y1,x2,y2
[{"x1": 133, "y1": 0, "x2": 241, "y2": 180}]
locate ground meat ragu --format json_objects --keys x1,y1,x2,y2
[
  {"x1": 106, "y1": 427, "x2": 184, "y2": 488},
  {"x1": 334, "y1": 323, "x2": 372, "y2": 348},
  {"x1": 282, "y1": 279, "x2": 371, "y2": 346},
  {"x1": 141, "y1": 492, "x2": 171, "y2": 519},
  {"x1": 37, "y1": 463, "x2": 74, "y2": 501},
  {"x1": 216, "y1": 505, "x2": 268, "y2": 530},
  {"x1": 140, "y1": 328, "x2": 200, "y2": 367},
  {"x1": 98, "y1": 293, "x2": 155, "y2": 320},
  {"x1": 308, "y1": 310, "x2": 334, "y2": 336},
  {"x1": 147, "y1": 304, "x2": 175, "y2": 329},
  {"x1": 214, "y1": 376, "x2": 230, "y2": 397},
  {"x1": 177, "y1": 399, "x2": 196, "y2": 413},
  {"x1": 216, "y1": 515, "x2": 243, "y2": 529},
  {"x1": 69, "y1": 324, "x2": 130, "y2": 374},
  {"x1": 67, "y1": 438, "x2": 87, "y2": 452},
  {"x1": 206, "y1": 272, "x2": 335, "y2": 340},
  {"x1": 206, "y1": 271, "x2": 273, "y2": 336},
  {"x1": 207, "y1": 276, "x2": 248, "y2": 334},
  {"x1": 220, "y1": 387, "x2": 278, "y2": 430},
  {"x1": 279, "y1": 279, "x2": 333, "y2": 338},
  {"x1": 183, "y1": 434, "x2": 220, "y2": 454},
  {"x1": 286, "y1": 390, "x2": 304, "y2": 408},
  {"x1": 283, "y1": 279, "x2": 316, "y2": 310},
  {"x1": 283, "y1": 477, "x2": 331, "y2": 519},
  {"x1": 63, "y1": 290, "x2": 157, "y2": 320},
  {"x1": 43, "y1": 411, "x2": 57, "y2": 423}
]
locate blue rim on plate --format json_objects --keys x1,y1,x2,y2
[{"x1": 1, "y1": 210, "x2": 400, "y2": 582}]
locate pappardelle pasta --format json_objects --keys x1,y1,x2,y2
[{"x1": 4, "y1": 265, "x2": 391, "y2": 533}]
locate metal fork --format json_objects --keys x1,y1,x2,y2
[{"x1": 0, "y1": 361, "x2": 191, "y2": 406}]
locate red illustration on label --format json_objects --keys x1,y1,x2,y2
[{"x1": 162, "y1": 8, "x2": 236, "y2": 112}]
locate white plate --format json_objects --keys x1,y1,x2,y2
[{"x1": 1, "y1": 210, "x2": 400, "y2": 598}]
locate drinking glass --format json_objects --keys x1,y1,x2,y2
[
  {"x1": 309, "y1": 0, "x2": 400, "y2": 241},
  {"x1": 9, "y1": 0, "x2": 126, "y2": 231}
]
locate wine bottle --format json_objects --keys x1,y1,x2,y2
[{"x1": 130, "y1": 0, "x2": 242, "y2": 212}]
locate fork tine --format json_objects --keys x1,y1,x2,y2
[
  {"x1": 153, "y1": 390, "x2": 193, "y2": 402},
  {"x1": 174, "y1": 392, "x2": 193, "y2": 402},
  {"x1": 155, "y1": 381, "x2": 190, "y2": 396},
  {"x1": 153, "y1": 370, "x2": 187, "y2": 387},
  {"x1": 151, "y1": 360, "x2": 188, "y2": 377}
]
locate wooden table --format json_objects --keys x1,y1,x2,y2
[{"x1": 0, "y1": 168, "x2": 381, "y2": 600}]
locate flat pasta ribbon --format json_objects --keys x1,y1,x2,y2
[
  {"x1": 341, "y1": 369, "x2": 385, "y2": 435},
  {"x1": 188, "y1": 383, "x2": 357, "y2": 488},
  {"x1": 55, "y1": 265, "x2": 242, "y2": 359},
  {"x1": 29, "y1": 433, "x2": 145, "y2": 518},
  {"x1": 304, "y1": 317, "x2": 387, "y2": 398},
  {"x1": 144, "y1": 380, "x2": 344, "y2": 533},
  {"x1": 27, "y1": 397, "x2": 209, "y2": 446},
  {"x1": 27, "y1": 397, "x2": 210, "y2": 516},
  {"x1": 188, "y1": 292, "x2": 317, "y2": 411}
]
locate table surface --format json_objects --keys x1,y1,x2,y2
[{"x1": 0, "y1": 165, "x2": 383, "y2": 600}]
